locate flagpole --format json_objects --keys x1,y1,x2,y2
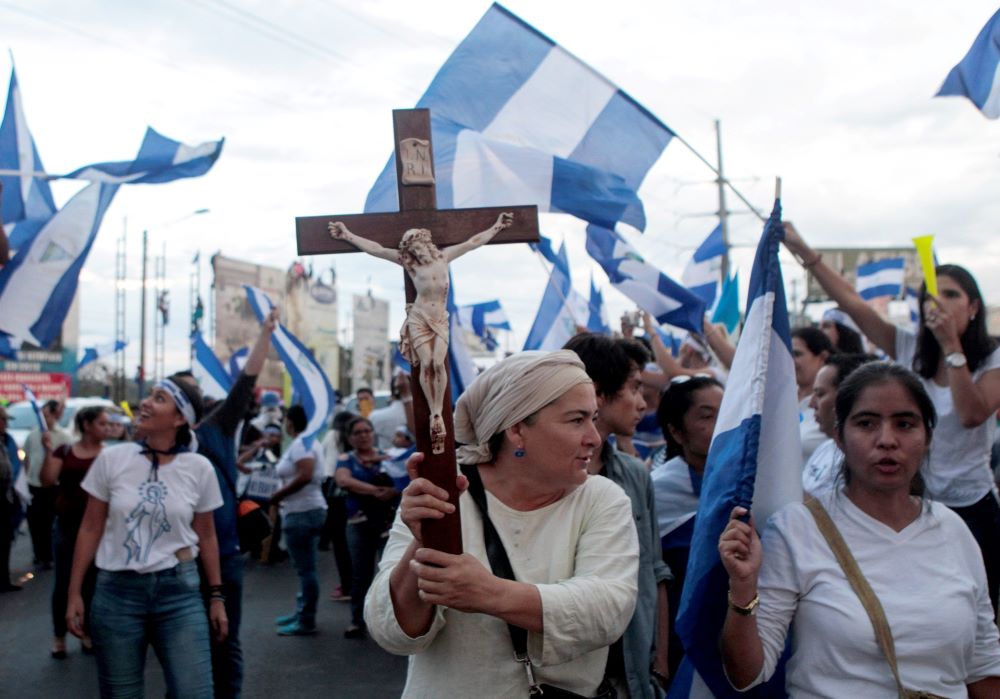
[
  {"x1": 715, "y1": 120, "x2": 731, "y2": 281},
  {"x1": 668, "y1": 130, "x2": 767, "y2": 223}
]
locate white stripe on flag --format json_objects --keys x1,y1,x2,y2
[
  {"x1": 452, "y1": 131, "x2": 554, "y2": 209},
  {"x1": 483, "y1": 46, "x2": 616, "y2": 156}
]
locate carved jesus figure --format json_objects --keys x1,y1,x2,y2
[{"x1": 329, "y1": 212, "x2": 513, "y2": 453}]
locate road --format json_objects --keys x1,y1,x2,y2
[{"x1": 0, "y1": 530, "x2": 409, "y2": 697}]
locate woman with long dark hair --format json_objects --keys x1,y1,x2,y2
[
  {"x1": 335, "y1": 416, "x2": 397, "y2": 638},
  {"x1": 720, "y1": 363, "x2": 1000, "y2": 696},
  {"x1": 650, "y1": 374, "x2": 724, "y2": 677},
  {"x1": 66, "y1": 376, "x2": 226, "y2": 698},
  {"x1": 40, "y1": 406, "x2": 110, "y2": 659},
  {"x1": 784, "y1": 222, "x2": 1000, "y2": 611}
]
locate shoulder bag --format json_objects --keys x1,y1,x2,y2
[
  {"x1": 461, "y1": 465, "x2": 616, "y2": 699},
  {"x1": 805, "y1": 498, "x2": 945, "y2": 699}
]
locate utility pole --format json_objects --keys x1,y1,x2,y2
[
  {"x1": 715, "y1": 119, "x2": 731, "y2": 282},
  {"x1": 138, "y1": 229, "x2": 148, "y2": 396},
  {"x1": 114, "y1": 220, "x2": 127, "y2": 403}
]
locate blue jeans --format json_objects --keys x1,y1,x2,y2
[
  {"x1": 205, "y1": 553, "x2": 244, "y2": 699},
  {"x1": 346, "y1": 519, "x2": 387, "y2": 626},
  {"x1": 91, "y1": 560, "x2": 213, "y2": 699},
  {"x1": 282, "y1": 508, "x2": 325, "y2": 628}
]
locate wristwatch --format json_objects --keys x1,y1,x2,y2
[{"x1": 945, "y1": 352, "x2": 968, "y2": 369}]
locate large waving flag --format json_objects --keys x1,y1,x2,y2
[
  {"x1": 936, "y1": 8, "x2": 1000, "y2": 118},
  {"x1": 244, "y1": 286, "x2": 335, "y2": 447},
  {"x1": 0, "y1": 182, "x2": 119, "y2": 354},
  {"x1": 587, "y1": 274, "x2": 611, "y2": 335},
  {"x1": 682, "y1": 224, "x2": 725, "y2": 307},
  {"x1": 0, "y1": 66, "x2": 58, "y2": 252},
  {"x1": 523, "y1": 241, "x2": 589, "y2": 351},
  {"x1": 447, "y1": 272, "x2": 479, "y2": 401},
  {"x1": 78, "y1": 339, "x2": 127, "y2": 370},
  {"x1": 855, "y1": 256, "x2": 904, "y2": 300},
  {"x1": 671, "y1": 199, "x2": 800, "y2": 698},
  {"x1": 191, "y1": 330, "x2": 233, "y2": 401},
  {"x1": 365, "y1": 4, "x2": 673, "y2": 232},
  {"x1": 586, "y1": 224, "x2": 705, "y2": 334},
  {"x1": 65, "y1": 127, "x2": 223, "y2": 184}
]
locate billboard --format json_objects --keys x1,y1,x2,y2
[
  {"x1": 211, "y1": 253, "x2": 285, "y2": 392},
  {"x1": 805, "y1": 248, "x2": 923, "y2": 304},
  {"x1": 351, "y1": 294, "x2": 390, "y2": 392}
]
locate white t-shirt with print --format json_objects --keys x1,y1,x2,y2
[
  {"x1": 82, "y1": 442, "x2": 223, "y2": 574},
  {"x1": 896, "y1": 329, "x2": 1000, "y2": 507},
  {"x1": 275, "y1": 436, "x2": 327, "y2": 515},
  {"x1": 802, "y1": 438, "x2": 843, "y2": 498}
]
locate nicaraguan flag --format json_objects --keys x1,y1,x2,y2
[
  {"x1": 0, "y1": 182, "x2": 118, "y2": 354},
  {"x1": 458, "y1": 299, "x2": 510, "y2": 352},
  {"x1": 447, "y1": 272, "x2": 478, "y2": 401},
  {"x1": 586, "y1": 224, "x2": 705, "y2": 334},
  {"x1": 78, "y1": 339, "x2": 127, "y2": 369},
  {"x1": 937, "y1": 8, "x2": 1000, "y2": 118},
  {"x1": 587, "y1": 274, "x2": 611, "y2": 335},
  {"x1": 523, "y1": 241, "x2": 589, "y2": 351},
  {"x1": 0, "y1": 66, "x2": 58, "y2": 252},
  {"x1": 855, "y1": 256, "x2": 904, "y2": 300},
  {"x1": 23, "y1": 385, "x2": 46, "y2": 432},
  {"x1": 712, "y1": 271, "x2": 740, "y2": 333},
  {"x1": 365, "y1": 4, "x2": 673, "y2": 232},
  {"x1": 682, "y1": 224, "x2": 725, "y2": 307},
  {"x1": 906, "y1": 286, "x2": 921, "y2": 330},
  {"x1": 244, "y1": 286, "x2": 335, "y2": 447},
  {"x1": 65, "y1": 127, "x2": 224, "y2": 184},
  {"x1": 227, "y1": 346, "x2": 249, "y2": 381},
  {"x1": 191, "y1": 330, "x2": 233, "y2": 401},
  {"x1": 670, "y1": 199, "x2": 800, "y2": 699}
]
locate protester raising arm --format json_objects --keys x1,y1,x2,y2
[
  {"x1": 781, "y1": 222, "x2": 897, "y2": 355},
  {"x1": 703, "y1": 320, "x2": 735, "y2": 370}
]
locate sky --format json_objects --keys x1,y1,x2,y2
[{"x1": 3, "y1": 0, "x2": 1000, "y2": 381}]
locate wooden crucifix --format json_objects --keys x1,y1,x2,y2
[{"x1": 296, "y1": 108, "x2": 539, "y2": 554}]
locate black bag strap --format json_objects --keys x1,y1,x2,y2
[{"x1": 460, "y1": 465, "x2": 539, "y2": 691}]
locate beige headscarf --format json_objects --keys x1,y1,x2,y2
[{"x1": 454, "y1": 350, "x2": 592, "y2": 465}]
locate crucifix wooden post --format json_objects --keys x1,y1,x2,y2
[{"x1": 295, "y1": 108, "x2": 539, "y2": 554}]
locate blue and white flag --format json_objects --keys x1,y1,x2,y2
[
  {"x1": 0, "y1": 181, "x2": 118, "y2": 355},
  {"x1": 447, "y1": 272, "x2": 478, "y2": 401},
  {"x1": 0, "y1": 66, "x2": 58, "y2": 252},
  {"x1": 906, "y1": 285, "x2": 921, "y2": 330},
  {"x1": 244, "y1": 286, "x2": 335, "y2": 447},
  {"x1": 712, "y1": 271, "x2": 740, "y2": 334},
  {"x1": 682, "y1": 224, "x2": 725, "y2": 307},
  {"x1": 191, "y1": 330, "x2": 232, "y2": 401},
  {"x1": 530, "y1": 234, "x2": 561, "y2": 268},
  {"x1": 227, "y1": 346, "x2": 249, "y2": 381},
  {"x1": 587, "y1": 274, "x2": 611, "y2": 335},
  {"x1": 457, "y1": 299, "x2": 511, "y2": 335},
  {"x1": 65, "y1": 127, "x2": 223, "y2": 184},
  {"x1": 586, "y1": 224, "x2": 705, "y2": 334},
  {"x1": 855, "y1": 256, "x2": 905, "y2": 300},
  {"x1": 365, "y1": 4, "x2": 673, "y2": 232},
  {"x1": 22, "y1": 385, "x2": 46, "y2": 432},
  {"x1": 524, "y1": 242, "x2": 590, "y2": 351},
  {"x1": 78, "y1": 339, "x2": 127, "y2": 369},
  {"x1": 937, "y1": 8, "x2": 1000, "y2": 118},
  {"x1": 671, "y1": 199, "x2": 800, "y2": 699}
]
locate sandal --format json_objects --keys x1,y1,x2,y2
[{"x1": 51, "y1": 637, "x2": 67, "y2": 660}]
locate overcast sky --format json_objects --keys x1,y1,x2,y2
[{"x1": 4, "y1": 0, "x2": 1000, "y2": 378}]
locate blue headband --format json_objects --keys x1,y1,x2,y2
[{"x1": 156, "y1": 379, "x2": 196, "y2": 426}]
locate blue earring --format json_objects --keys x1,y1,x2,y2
[{"x1": 514, "y1": 446, "x2": 526, "y2": 458}]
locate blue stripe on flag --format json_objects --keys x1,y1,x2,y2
[
  {"x1": 858, "y1": 283, "x2": 903, "y2": 301},
  {"x1": 936, "y1": 8, "x2": 1000, "y2": 118},
  {"x1": 78, "y1": 339, "x2": 127, "y2": 370},
  {"x1": 191, "y1": 330, "x2": 233, "y2": 400},
  {"x1": 244, "y1": 286, "x2": 335, "y2": 448},
  {"x1": 587, "y1": 276, "x2": 611, "y2": 335},
  {"x1": 673, "y1": 199, "x2": 799, "y2": 698},
  {"x1": 523, "y1": 242, "x2": 585, "y2": 351}
]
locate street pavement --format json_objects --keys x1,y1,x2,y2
[{"x1": 0, "y1": 530, "x2": 409, "y2": 697}]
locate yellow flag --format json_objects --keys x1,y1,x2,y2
[
  {"x1": 119, "y1": 400, "x2": 134, "y2": 419},
  {"x1": 912, "y1": 235, "x2": 937, "y2": 297}
]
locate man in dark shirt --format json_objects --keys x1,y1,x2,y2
[{"x1": 178, "y1": 308, "x2": 277, "y2": 699}]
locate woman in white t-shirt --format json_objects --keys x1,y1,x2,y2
[
  {"x1": 791, "y1": 326, "x2": 835, "y2": 465},
  {"x1": 784, "y1": 223, "x2": 1000, "y2": 611},
  {"x1": 721, "y1": 362, "x2": 1000, "y2": 697},
  {"x1": 270, "y1": 404, "x2": 327, "y2": 636},
  {"x1": 66, "y1": 376, "x2": 226, "y2": 699}
]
